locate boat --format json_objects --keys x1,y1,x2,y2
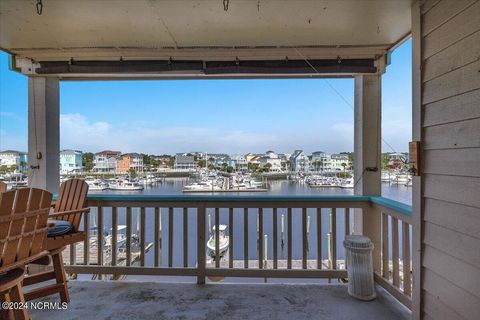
[
  {"x1": 86, "y1": 179, "x2": 109, "y2": 191},
  {"x1": 308, "y1": 176, "x2": 337, "y2": 187},
  {"x1": 104, "y1": 225, "x2": 128, "y2": 249},
  {"x1": 207, "y1": 224, "x2": 229, "y2": 259},
  {"x1": 109, "y1": 179, "x2": 144, "y2": 191},
  {"x1": 339, "y1": 177, "x2": 354, "y2": 188},
  {"x1": 381, "y1": 172, "x2": 392, "y2": 182},
  {"x1": 392, "y1": 174, "x2": 411, "y2": 184}
]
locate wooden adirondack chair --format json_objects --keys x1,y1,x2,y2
[
  {"x1": 0, "y1": 188, "x2": 52, "y2": 320},
  {"x1": 23, "y1": 179, "x2": 89, "y2": 303}
]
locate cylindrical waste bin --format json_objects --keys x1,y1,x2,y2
[{"x1": 343, "y1": 235, "x2": 376, "y2": 301}]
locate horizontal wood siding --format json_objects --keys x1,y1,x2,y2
[
  {"x1": 422, "y1": 0, "x2": 477, "y2": 36},
  {"x1": 423, "y1": 245, "x2": 480, "y2": 298},
  {"x1": 423, "y1": 30, "x2": 480, "y2": 82},
  {"x1": 422, "y1": 60, "x2": 480, "y2": 105},
  {"x1": 422, "y1": 269, "x2": 480, "y2": 320},
  {"x1": 424, "y1": 198, "x2": 480, "y2": 238},
  {"x1": 422, "y1": 290, "x2": 466, "y2": 320},
  {"x1": 421, "y1": 1, "x2": 480, "y2": 319},
  {"x1": 423, "y1": 149, "x2": 480, "y2": 177},
  {"x1": 422, "y1": 0, "x2": 480, "y2": 59},
  {"x1": 423, "y1": 175, "x2": 480, "y2": 208},
  {"x1": 423, "y1": 89, "x2": 480, "y2": 127}
]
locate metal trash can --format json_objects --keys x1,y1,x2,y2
[{"x1": 343, "y1": 235, "x2": 376, "y2": 301}]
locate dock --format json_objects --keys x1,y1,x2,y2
[{"x1": 62, "y1": 236, "x2": 154, "y2": 276}]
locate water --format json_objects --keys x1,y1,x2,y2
[{"x1": 85, "y1": 179, "x2": 411, "y2": 270}]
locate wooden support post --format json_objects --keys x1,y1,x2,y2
[
  {"x1": 411, "y1": 2, "x2": 423, "y2": 319},
  {"x1": 354, "y1": 74, "x2": 382, "y2": 273},
  {"x1": 28, "y1": 77, "x2": 60, "y2": 193},
  {"x1": 197, "y1": 206, "x2": 206, "y2": 284},
  {"x1": 244, "y1": 208, "x2": 248, "y2": 268},
  {"x1": 183, "y1": 207, "x2": 188, "y2": 268}
]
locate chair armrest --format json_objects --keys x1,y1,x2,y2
[{"x1": 49, "y1": 207, "x2": 90, "y2": 218}]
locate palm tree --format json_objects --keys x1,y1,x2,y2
[{"x1": 341, "y1": 162, "x2": 347, "y2": 178}]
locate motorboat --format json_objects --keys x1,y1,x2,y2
[
  {"x1": 109, "y1": 179, "x2": 144, "y2": 190},
  {"x1": 339, "y1": 177, "x2": 354, "y2": 188},
  {"x1": 105, "y1": 225, "x2": 127, "y2": 249},
  {"x1": 207, "y1": 224, "x2": 229, "y2": 259},
  {"x1": 86, "y1": 179, "x2": 109, "y2": 191},
  {"x1": 381, "y1": 172, "x2": 392, "y2": 182}
]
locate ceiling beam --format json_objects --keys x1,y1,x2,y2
[{"x1": 34, "y1": 58, "x2": 376, "y2": 76}]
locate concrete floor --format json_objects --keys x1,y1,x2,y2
[{"x1": 29, "y1": 281, "x2": 410, "y2": 320}]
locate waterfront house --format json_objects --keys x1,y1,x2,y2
[
  {"x1": 1, "y1": 1, "x2": 479, "y2": 319},
  {"x1": 116, "y1": 153, "x2": 144, "y2": 173},
  {"x1": 0, "y1": 150, "x2": 28, "y2": 173},
  {"x1": 290, "y1": 150, "x2": 310, "y2": 173},
  {"x1": 311, "y1": 151, "x2": 331, "y2": 172},
  {"x1": 245, "y1": 153, "x2": 262, "y2": 166},
  {"x1": 330, "y1": 154, "x2": 351, "y2": 172},
  {"x1": 174, "y1": 153, "x2": 196, "y2": 171},
  {"x1": 259, "y1": 150, "x2": 282, "y2": 172},
  {"x1": 59, "y1": 149, "x2": 83, "y2": 174},
  {"x1": 93, "y1": 150, "x2": 121, "y2": 173},
  {"x1": 230, "y1": 155, "x2": 248, "y2": 172}
]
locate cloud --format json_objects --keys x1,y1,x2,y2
[
  {"x1": 60, "y1": 113, "x2": 283, "y2": 154},
  {"x1": 3, "y1": 112, "x2": 406, "y2": 155}
]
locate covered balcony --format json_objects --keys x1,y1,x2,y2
[
  {"x1": 1, "y1": 0, "x2": 479, "y2": 320},
  {"x1": 25, "y1": 194, "x2": 412, "y2": 320}
]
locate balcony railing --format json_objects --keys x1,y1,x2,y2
[{"x1": 61, "y1": 195, "x2": 412, "y2": 309}]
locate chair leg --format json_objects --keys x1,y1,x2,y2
[
  {"x1": 9, "y1": 284, "x2": 30, "y2": 320},
  {"x1": 52, "y1": 252, "x2": 70, "y2": 303},
  {"x1": 0, "y1": 292, "x2": 14, "y2": 320}
]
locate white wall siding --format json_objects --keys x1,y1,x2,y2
[{"x1": 420, "y1": 1, "x2": 480, "y2": 319}]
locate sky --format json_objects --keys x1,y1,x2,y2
[{"x1": 0, "y1": 40, "x2": 411, "y2": 155}]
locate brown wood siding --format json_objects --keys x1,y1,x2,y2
[{"x1": 421, "y1": 1, "x2": 480, "y2": 319}]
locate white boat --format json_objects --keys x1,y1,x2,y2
[
  {"x1": 339, "y1": 177, "x2": 354, "y2": 188},
  {"x1": 86, "y1": 179, "x2": 109, "y2": 191},
  {"x1": 109, "y1": 179, "x2": 144, "y2": 191},
  {"x1": 392, "y1": 174, "x2": 410, "y2": 184},
  {"x1": 104, "y1": 225, "x2": 127, "y2": 249},
  {"x1": 381, "y1": 172, "x2": 391, "y2": 182},
  {"x1": 207, "y1": 225, "x2": 229, "y2": 259},
  {"x1": 308, "y1": 176, "x2": 337, "y2": 187}
]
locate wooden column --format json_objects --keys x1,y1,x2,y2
[
  {"x1": 411, "y1": 1, "x2": 422, "y2": 319},
  {"x1": 28, "y1": 77, "x2": 60, "y2": 193},
  {"x1": 353, "y1": 74, "x2": 382, "y2": 272}
]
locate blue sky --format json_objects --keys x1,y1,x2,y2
[{"x1": 0, "y1": 40, "x2": 411, "y2": 155}]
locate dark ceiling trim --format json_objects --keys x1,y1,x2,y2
[{"x1": 35, "y1": 59, "x2": 376, "y2": 75}]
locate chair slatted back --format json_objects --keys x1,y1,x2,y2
[
  {"x1": 0, "y1": 181, "x2": 6, "y2": 193},
  {"x1": 0, "y1": 188, "x2": 52, "y2": 273},
  {"x1": 53, "y1": 179, "x2": 89, "y2": 232}
]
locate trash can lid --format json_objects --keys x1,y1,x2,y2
[{"x1": 343, "y1": 235, "x2": 373, "y2": 249}]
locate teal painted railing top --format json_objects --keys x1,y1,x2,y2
[
  {"x1": 369, "y1": 196, "x2": 412, "y2": 217},
  {"x1": 82, "y1": 194, "x2": 412, "y2": 217},
  {"x1": 85, "y1": 194, "x2": 371, "y2": 203}
]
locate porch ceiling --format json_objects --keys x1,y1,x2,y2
[{"x1": 0, "y1": 0, "x2": 411, "y2": 78}]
